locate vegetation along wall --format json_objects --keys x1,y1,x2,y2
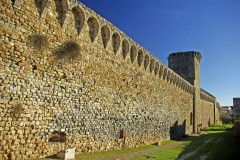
[{"x1": 0, "y1": 0, "x2": 221, "y2": 159}]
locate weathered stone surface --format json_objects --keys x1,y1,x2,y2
[{"x1": 0, "y1": 0, "x2": 221, "y2": 159}]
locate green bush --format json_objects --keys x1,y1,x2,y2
[
  {"x1": 28, "y1": 34, "x2": 48, "y2": 52},
  {"x1": 220, "y1": 114, "x2": 233, "y2": 124},
  {"x1": 53, "y1": 41, "x2": 81, "y2": 61},
  {"x1": 11, "y1": 103, "x2": 24, "y2": 119}
]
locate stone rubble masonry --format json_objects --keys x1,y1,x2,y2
[
  {"x1": 233, "y1": 98, "x2": 240, "y2": 121},
  {"x1": 0, "y1": 0, "x2": 221, "y2": 159}
]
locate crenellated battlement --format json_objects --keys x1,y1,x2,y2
[
  {"x1": 0, "y1": 1, "x2": 221, "y2": 159},
  {"x1": 168, "y1": 51, "x2": 202, "y2": 62},
  {"x1": 4, "y1": 0, "x2": 194, "y2": 94},
  {"x1": 200, "y1": 88, "x2": 216, "y2": 103},
  {"x1": 168, "y1": 51, "x2": 202, "y2": 86}
]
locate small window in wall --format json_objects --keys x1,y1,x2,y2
[
  {"x1": 130, "y1": 45, "x2": 137, "y2": 63},
  {"x1": 149, "y1": 59, "x2": 155, "y2": 73},
  {"x1": 122, "y1": 39, "x2": 129, "y2": 59},
  {"x1": 144, "y1": 54, "x2": 149, "y2": 70},
  {"x1": 137, "y1": 50, "x2": 144, "y2": 66},
  {"x1": 49, "y1": 131, "x2": 66, "y2": 142},
  {"x1": 54, "y1": 0, "x2": 68, "y2": 26},
  {"x1": 72, "y1": 6, "x2": 85, "y2": 34},
  {"x1": 190, "y1": 112, "x2": 193, "y2": 125},
  {"x1": 87, "y1": 17, "x2": 99, "y2": 42},
  {"x1": 101, "y1": 25, "x2": 110, "y2": 48},
  {"x1": 112, "y1": 32, "x2": 120, "y2": 53}
]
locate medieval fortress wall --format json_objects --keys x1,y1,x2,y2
[{"x1": 0, "y1": 0, "x2": 220, "y2": 159}]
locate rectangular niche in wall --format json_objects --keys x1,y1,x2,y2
[{"x1": 48, "y1": 131, "x2": 66, "y2": 142}]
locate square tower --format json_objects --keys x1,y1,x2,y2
[
  {"x1": 168, "y1": 51, "x2": 202, "y2": 133},
  {"x1": 168, "y1": 51, "x2": 202, "y2": 87},
  {"x1": 233, "y1": 98, "x2": 240, "y2": 121}
]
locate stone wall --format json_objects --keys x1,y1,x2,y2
[
  {"x1": 0, "y1": 0, "x2": 219, "y2": 159},
  {"x1": 233, "y1": 98, "x2": 240, "y2": 108},
  {"x1": 199, "y1": 90, "x2": 216, "y2": 129},
  {"x1": 233, "y1": 98, "x2": 240, "y2": 121}
]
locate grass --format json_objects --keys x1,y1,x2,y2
[
  {"x1": 133, "y1": 124, "x2": 239, "y2": 160},
  {"x1": 76, "y1": 145, "x2": 155, "y2": 160},
  {"x1": 35, "y1": 124, "x2": 240, "y2": 160},
  {"x1": 34, "y1": 145, "x2": 155, "y2": 160}
]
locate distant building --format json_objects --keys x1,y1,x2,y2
[{"x1": 221, "y1": 106, "x2": 233, "y2": 122}]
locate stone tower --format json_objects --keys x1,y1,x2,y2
[
  {"x1": 233, "y1": 98, "x2": 240, "y2": 121},
  {"x1": 233, "y1": 98, "x2": 240, "y2": 107},
  {"x1": 168, "y1": 51, "x2": 202, "y2": 133}
]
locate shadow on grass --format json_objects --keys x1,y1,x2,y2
[{"x1": 176, "y1": 125, "x2": 240, "y2": 160}]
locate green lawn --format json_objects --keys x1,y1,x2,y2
[
  {"x1": 35, "y1": 124, "x2": 240, "y2": 160},
  {"x1": 34, "y1": 144, "x2": 155, "y2": 160},
  {"x1": 134, "y1": 124, "x2": 239, "y2": 160}
]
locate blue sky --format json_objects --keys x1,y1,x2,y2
[{"x1": 80, "y1": 0, "x2": 240, "y2": 106}]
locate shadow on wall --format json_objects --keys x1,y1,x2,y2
[{"x1": 170, "y1": 120, "x2": 187, "y2": 140}]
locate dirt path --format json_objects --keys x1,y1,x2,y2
[
  {"x1": 198, "y1": 137, "x2": 222, "y2": 160},
  {"x1": 177, "y1": 137, "x2": 214, "y2": 160},
  {"x1": 85, "y1": 134, "x2": 216, "y2": 160},
  {"x1": 87, "y1": 141, "x2": 186, "y2": 160}
]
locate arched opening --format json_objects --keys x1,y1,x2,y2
[
  {"x1": 34, "y1": 0, "x2": 44, "y2": 15},
  {"x1": 159, "y1": 64, "x2": 164, "y2": 78},
  {"x1": 154, "y1": 62, "x2": 160, "y2": 75},
  {"x1": 188, "y1": 85, "x2": 191, "y2": 93},
  {"x1": 144, "y1": 54, "x2": 149, "y2": 70},
  {"x1": 112, "y1": 32, "x2": 120, "y2": 53},
  {"x1": 149, "y1": 59, "x2": 155, "y2": 73},
  {"x1": 163, "y1": 68, "x2": 167, "y2": 80},
  {"x1": 167, "y1": 70, "x2": 171, "y2": 82},
  {"x1": 101, "y1": 25, "x2": 110, "y2": 48},
  {"x1": 72, "y1": 6, "x2": 85, "y2": 35},
  {"x1": 122, "y1": 39, "x2": 129, "y2": 59},
  {"x1": 170, "y1": 72, "x2": 175, "y2": 85},
  {"x1": 54, "y1": 0, "x2": 68, "y2": 26},
  {"x1": 137, "y1": 50, "x2": 144, "y2": 67},
  {"x1": 182, "y1": 82, "x2": 186, "y2": 91},
  {"x1": 11, "y1": 0, "x2": 16, "y2": 5},
  {"x1": 49, "y1": 131, "x2": 66, "y2": 142},
  {"x1": 130, "y1": 45, "x2": 137, "y2": 63},
  {"x1": 87, "y1": 17, "x2": 99, "y2": 42},
  {"x1": 168, "y1": 72, "x2": 172, "y2": 83},
  {"x1": 173, "y1": 75, "x2": 177, "y2": 85},
  {"x1": 179, "y1": 80, "x2": 183, "y2": 89},
  {"x1": 176, "y1": 77, "x2": 179, "y2": 87}
]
